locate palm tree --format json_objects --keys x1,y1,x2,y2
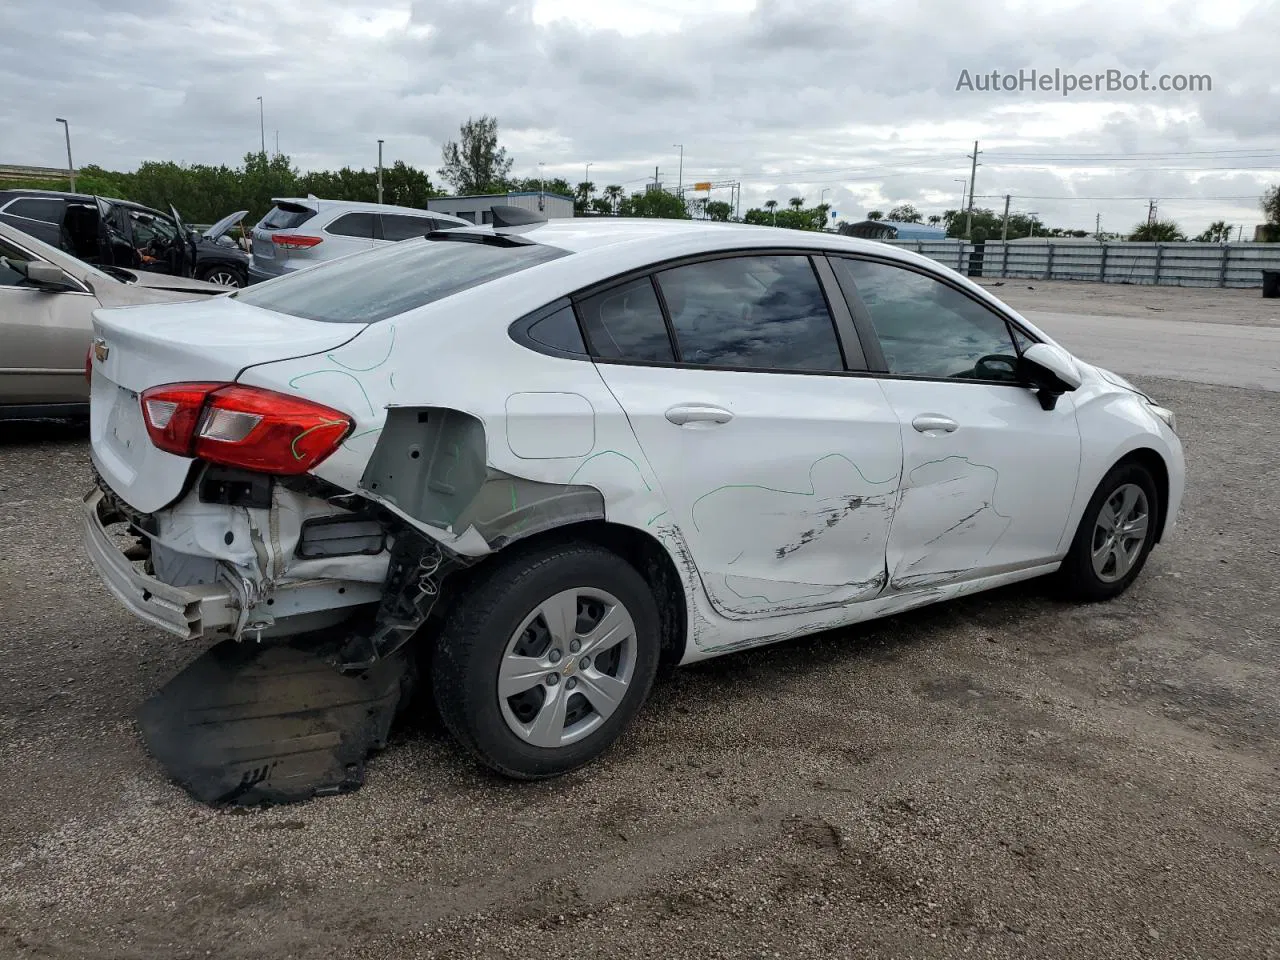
[
  {"x1": 927, "y1": 215, "x2": 942, "y2": 226},
  {"x1": 604, "y1": 184, "x2": 624, "y2": 214},
  {"x1": 765, "y1": 199, "x2": 778, "y2": 225},
  {"x1": 789, "y1": 197, "x2": 804, "y2": 210}
]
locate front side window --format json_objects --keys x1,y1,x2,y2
[
  {"x1": 654, "y1": 255, "x2": 843, "y2": 371},
  {"x1": 833, "y1": 258, "x2": 1020, "y2": 382},
  {"x1": 234, "y1": 236, "x2": 569, "y2": 323},
  {"x1": 326, "y1": 212, "x2": 377, "y2": 238},
  {"x1": 576, "y1": 277, "x2": 674, "y2": 363}
]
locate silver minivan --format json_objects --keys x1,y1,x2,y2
[{"x1": 247, "y1": 198, "x2": 469, "y2": 283}]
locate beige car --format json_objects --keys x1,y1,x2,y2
[{"x1": 0, "y1": 220, "x2": 230, "y2": 420}]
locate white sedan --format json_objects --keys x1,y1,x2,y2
[{"x1": 83, "y1": 209, "x2": 1184, "y2": 783}]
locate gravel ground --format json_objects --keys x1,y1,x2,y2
[{"x1": 2, "y1": 295, "x2": 1279, "y2": 958}]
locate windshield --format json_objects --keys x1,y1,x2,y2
[{"x1": 232, "y1": 236, "x2": 569, "y2": 323}]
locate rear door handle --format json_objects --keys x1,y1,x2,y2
[
  {"x1": 665, "y1": 403, "x2": 734, "y2": 426},
  {"x1": 912, "y1": 414, "x2": 958, "y2": 434}
]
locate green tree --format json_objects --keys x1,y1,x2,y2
[
  {"x1": 574, "y1": 180, "x2": 596, "y2": 214},
  {"x1": 866, "y1": 210, "x2": 884, "y2": 220},
  {"x1": 589, "y1": 197, "x2": 613, "y2": 216},
  {"x1": 887, "y1": 203, "x2": 922, "y2": 223},
  {"x1": 618, "y1": 188, "x2": 690, "y2": 219},
  {"x1": 704, "y1": 200, "x2": 734, "y2": 222},
  {"x1": 764, "y1": 199, "x2": 778, "y2": 224},
  {"x1": 1128, "y1": 219, "x2": 1186, "y2": 242},
  {"x1": 1194, "y1": 220, "x2": 1232, "y2": 242},
  {"x1": 1262, "y1": 185, "x2": 1280, "y2": 226},
  {"x1": 438, "y1": 115, "x2": 513, "y2": 194},
  {"x1": 603, "y1": 184, "x2": 624, "y2": 213},
  {"x1": 927, "y1": 214, "x2": 942, "y2": 226},
  {"x1": 788, "y1": 196, "x2": 804, "y2": 210}
]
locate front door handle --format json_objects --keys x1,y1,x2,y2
[
  {"x1": 666, "y1": 403, "x2": 734, "y2": 426},
  {"x1": 912, "y1": 414, "x2": 958, "y2": 434}
]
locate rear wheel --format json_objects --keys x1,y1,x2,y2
[
  {"x1": 1057, "y1": 461, "x2": 1159, "y2": 601},
  {"x1": 432, "y1": 542, "x2": 660, "y2": 779}
]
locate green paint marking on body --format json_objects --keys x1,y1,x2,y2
[
  {"x1": 326, "y1": 325, "x2": 397, "y2": 372},
  {"x1": 565, "y1": 450, "x2": 653, "y2": 492},
  {"x1": 288, "y1": 370, "x2": 376, "y2": 416},
  {"x1": 690, "y1": 453, "x2": 897, "y2": 532},
  {"x1": 290, "y1": 419, "x2": 348, "y2": 460},
  {"x1": 646, "y1": 510, "x2": 668, "y2": 527}
]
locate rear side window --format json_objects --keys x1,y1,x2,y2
[
  {"x1": 327, "y1": 212, "x2": 377, "y2": 238},
  {"x1": 577, "y1": 277, "x2": 675, "y2": 363},
  {"x1": 260, "y1": 203, "x2": 315, "y2": 230},
  {"x1": 233, "y1": 237, "x2": 569, "y2": 323},
  {"x1": 527, "y1": 305, "x2": 588, "y2": 355},
  {"x1": 4, "y1": 197, "x2": 64, "y2": 223},
  {"x1": 380, "y1": 213, "x2": 435, "y2": 242},
  {"x1": 655, "y1": 255, "x2": 843, "y2": 371}
]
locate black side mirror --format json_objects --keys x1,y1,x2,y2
[{"x1": 1019, "y1": 343, "x2": 1083, "y2": 411}]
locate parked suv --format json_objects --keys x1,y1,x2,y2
[
  {"x1": 0, "y1": 189, "x2": 251, "y2": 286},
  {"x1": 247, "y1": 197, "x2": 469, "y2": 283}
]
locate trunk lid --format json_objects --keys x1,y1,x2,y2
[
  {"x1": 251, "y1": 199, "x2": 319, "y2": 269},
  {"x1": 89, "y1": 296, "x2": 365, "y2": 513}
]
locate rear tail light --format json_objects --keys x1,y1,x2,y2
[
  {"x1": 84, "y1": 346, "x2": 93, "y2": 383},
  {"x1": 271, "y1": 233, "x2": 323, "y2": 249},
  {"x1": 139, "y1": 382, "x2": 352, "y2": 475}
]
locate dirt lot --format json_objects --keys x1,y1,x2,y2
[
  {"x1": 2, "y1": 284, "x2": 1278, "y2": 959},
  {"x1": 978, "y1": 278, "x2": 1280, "y2": 327}
]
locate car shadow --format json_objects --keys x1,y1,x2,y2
[{"x1": 0, "y1": 418, "x2": 89, "y2": 447}]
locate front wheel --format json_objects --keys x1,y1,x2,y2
[
  {"x1": 1057, "y1": 461, "x2": 1160, "y2": 602},
  {"x1": 199, "y1": 265, "x2": 245, "y2": 288},
  {"x1": 432, "y1": 542, "x2": 661, "y2": 779}
]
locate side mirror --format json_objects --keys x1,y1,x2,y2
[
  {"x1": 1021, "y1": 342, "x2": 1082, "y2": 410},
  {"x1": 27, "y1": 262, "x2": 73, "y2": 288}
]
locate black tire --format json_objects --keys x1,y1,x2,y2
[
  {"x1": 1056, "y1": 460, "x2": 1160, "y2": 602},
  {"x1": 432, "y1": 541, "x2": 661, "y2": 779}
]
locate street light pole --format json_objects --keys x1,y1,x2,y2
[
  {"x1": 673, "y1": 144, "x2": 683, "y2": 196},
  {"x1": 256, "y1": 96, "x2": 265, "y2": 156},
  {"x1": 538, "y1": 162, "x2": 546, "y2": 211},
  {"x1": 55, "y1": 118, "x2": 75, "y2": 192},
  {"x1": 377, "y1": 139, "x2": 384, "y2": 205}
]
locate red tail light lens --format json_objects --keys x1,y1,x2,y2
[
  {"x1": 272, "y1": 233, "x2": 323, "y2": 249},
  {"x1": 138, "y1": 383, "x2": 353, "y2": 475},
  {"x1": 84, "y1": 346, "x2": 93, "y2": 383}
]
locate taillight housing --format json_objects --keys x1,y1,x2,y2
[
  {"x1": 271, "y1": 233, "x2": 323, "y2": 249},
  {"x1": 139, "y1": 382, "x2": 353, "y2": 475},
  {"x1": 84, "y1": 345, "x2": 93, "y2": 383}
]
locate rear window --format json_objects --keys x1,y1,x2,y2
[
  {"x1": 232, "y1": 237, "x2": 569, "y2": 323},
  {"x1": 259, "y1": 203, "x2": 315, "y2": 230}
]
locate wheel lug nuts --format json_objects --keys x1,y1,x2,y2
[
  {"x1": 569, "y1": 640, "x2": 581, "y2": 653},
  {"x1": 579, "y1": 656, "x2": 590, "y2": 670},
  {"x1": 548, "y1": 649, "x2": 562, "y2": 663},
  {"x1": 565, "y1": 677, "x2": 577, "y2": 690},
  {"x1": 546, "y1": 672, "x2": 560, "y2": 686}
]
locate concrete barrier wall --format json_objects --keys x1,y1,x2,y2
[{"x1": 884, "y1": 239, "x2": 1280, "y2": 288}]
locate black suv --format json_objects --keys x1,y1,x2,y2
[{"x1": 0, "y1": 189, "x2": 251, "y2": 287}]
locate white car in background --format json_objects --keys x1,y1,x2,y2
[
  {"x1": 83, "y1": 208, "x2": 1184, "y2": 785},
  {"x1": 247, "y1": 197, "x2": 469, "y2": 283}
]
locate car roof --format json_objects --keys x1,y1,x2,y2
[
  {"x1": 270, "y1": 197, "x2": 467, "y2": 221},
  {"x1": 1, "y1": 188, "x2": 92, "y2": 202}
]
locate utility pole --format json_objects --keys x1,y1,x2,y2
[
  {"x1": 54, "y1": 118, "x2": 75, "y2": 192},
  {"x1": 1147, "y1": 199, "x2": 1157, "y2": 225},
  {"x1": 653, "y1": 165, "x2": 660, "y2": 190},
  {"x1": 275, "y1": 131, "x2": 279, "y2": 156},
  {"x1": 1001, "y1": 193, "x2": 1011, "y2": 242},
  {"x1": 1095, "y1": 212, "x2": 1101, "y2": 240},
  {"x1": 538, "y1": 162, "x2": 546, "y2": 211},
  {"x1": 377, "y1": 139, "x2": 384, "y2": 205},
  {"x1": 673, "y1": 144, "x2": 683, "y2": 196},
  {"x1": 584, "y1": 161, "x2": 592, "y2": 192},
  {"x1": 256, "y1": 96, "x2": 265, "y2": 156},
  {"x1": 964, "y1": 140, "x2": 981, "y2": 240}
]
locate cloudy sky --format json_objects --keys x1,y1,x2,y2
[{"x1": 2, "y1": 0, "x2": 1277, "y2": 234}]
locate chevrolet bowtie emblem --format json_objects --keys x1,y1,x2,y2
[{"x1": 93, "y1": 338, "x2": 109, "y2": 362}]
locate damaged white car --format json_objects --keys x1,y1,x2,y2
[{"x1": 83, "y1": 207, "x2": 1184, "y2": 794}]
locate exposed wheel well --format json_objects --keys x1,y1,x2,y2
[
  {"x1": 434, "y1": 521, "x2": 689, "y2": 669},
  {"x1": 1115, "y1": 448, "x2": 1170, "y2": 542}
]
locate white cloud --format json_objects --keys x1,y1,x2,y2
[{"x1": 1, "y1": 0, "x2": 1276, "y2": 233}]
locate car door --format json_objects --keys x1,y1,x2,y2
[
  {"x1": 0, "y1": 233, "x2": 97, "y2": 407},
  {"x1": 581, "y1": 252, "x2": 904, "y2": 620},
  {"x1": 323, "y1": 212, "x2": 379, "y2": 258},
  {"x1": 829, "y1": 256, "x2": 1082, "y2": 591}
]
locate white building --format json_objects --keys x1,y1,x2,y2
[{"x1": 426, "y1": 191, "x2": 575, "y2": 225}]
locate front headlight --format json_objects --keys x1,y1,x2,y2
[{"x1": 1148, "y1": 403, "x2": 1177, "y2": 434}]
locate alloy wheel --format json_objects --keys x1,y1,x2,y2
[{"x1": 206, "y1": 270, "x2": 243, "y2": 287}]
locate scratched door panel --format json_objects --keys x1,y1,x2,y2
[
  {"x1": 593, "y1": 362, "x2": 903, "y2": 619},
  {"x1": 876, "y1": 378, "x2": 1081, "y2": 591}
]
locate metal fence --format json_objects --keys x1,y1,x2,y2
[{"x1": 883, "y1": 239, "x2": 1280, "y2": 288}]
